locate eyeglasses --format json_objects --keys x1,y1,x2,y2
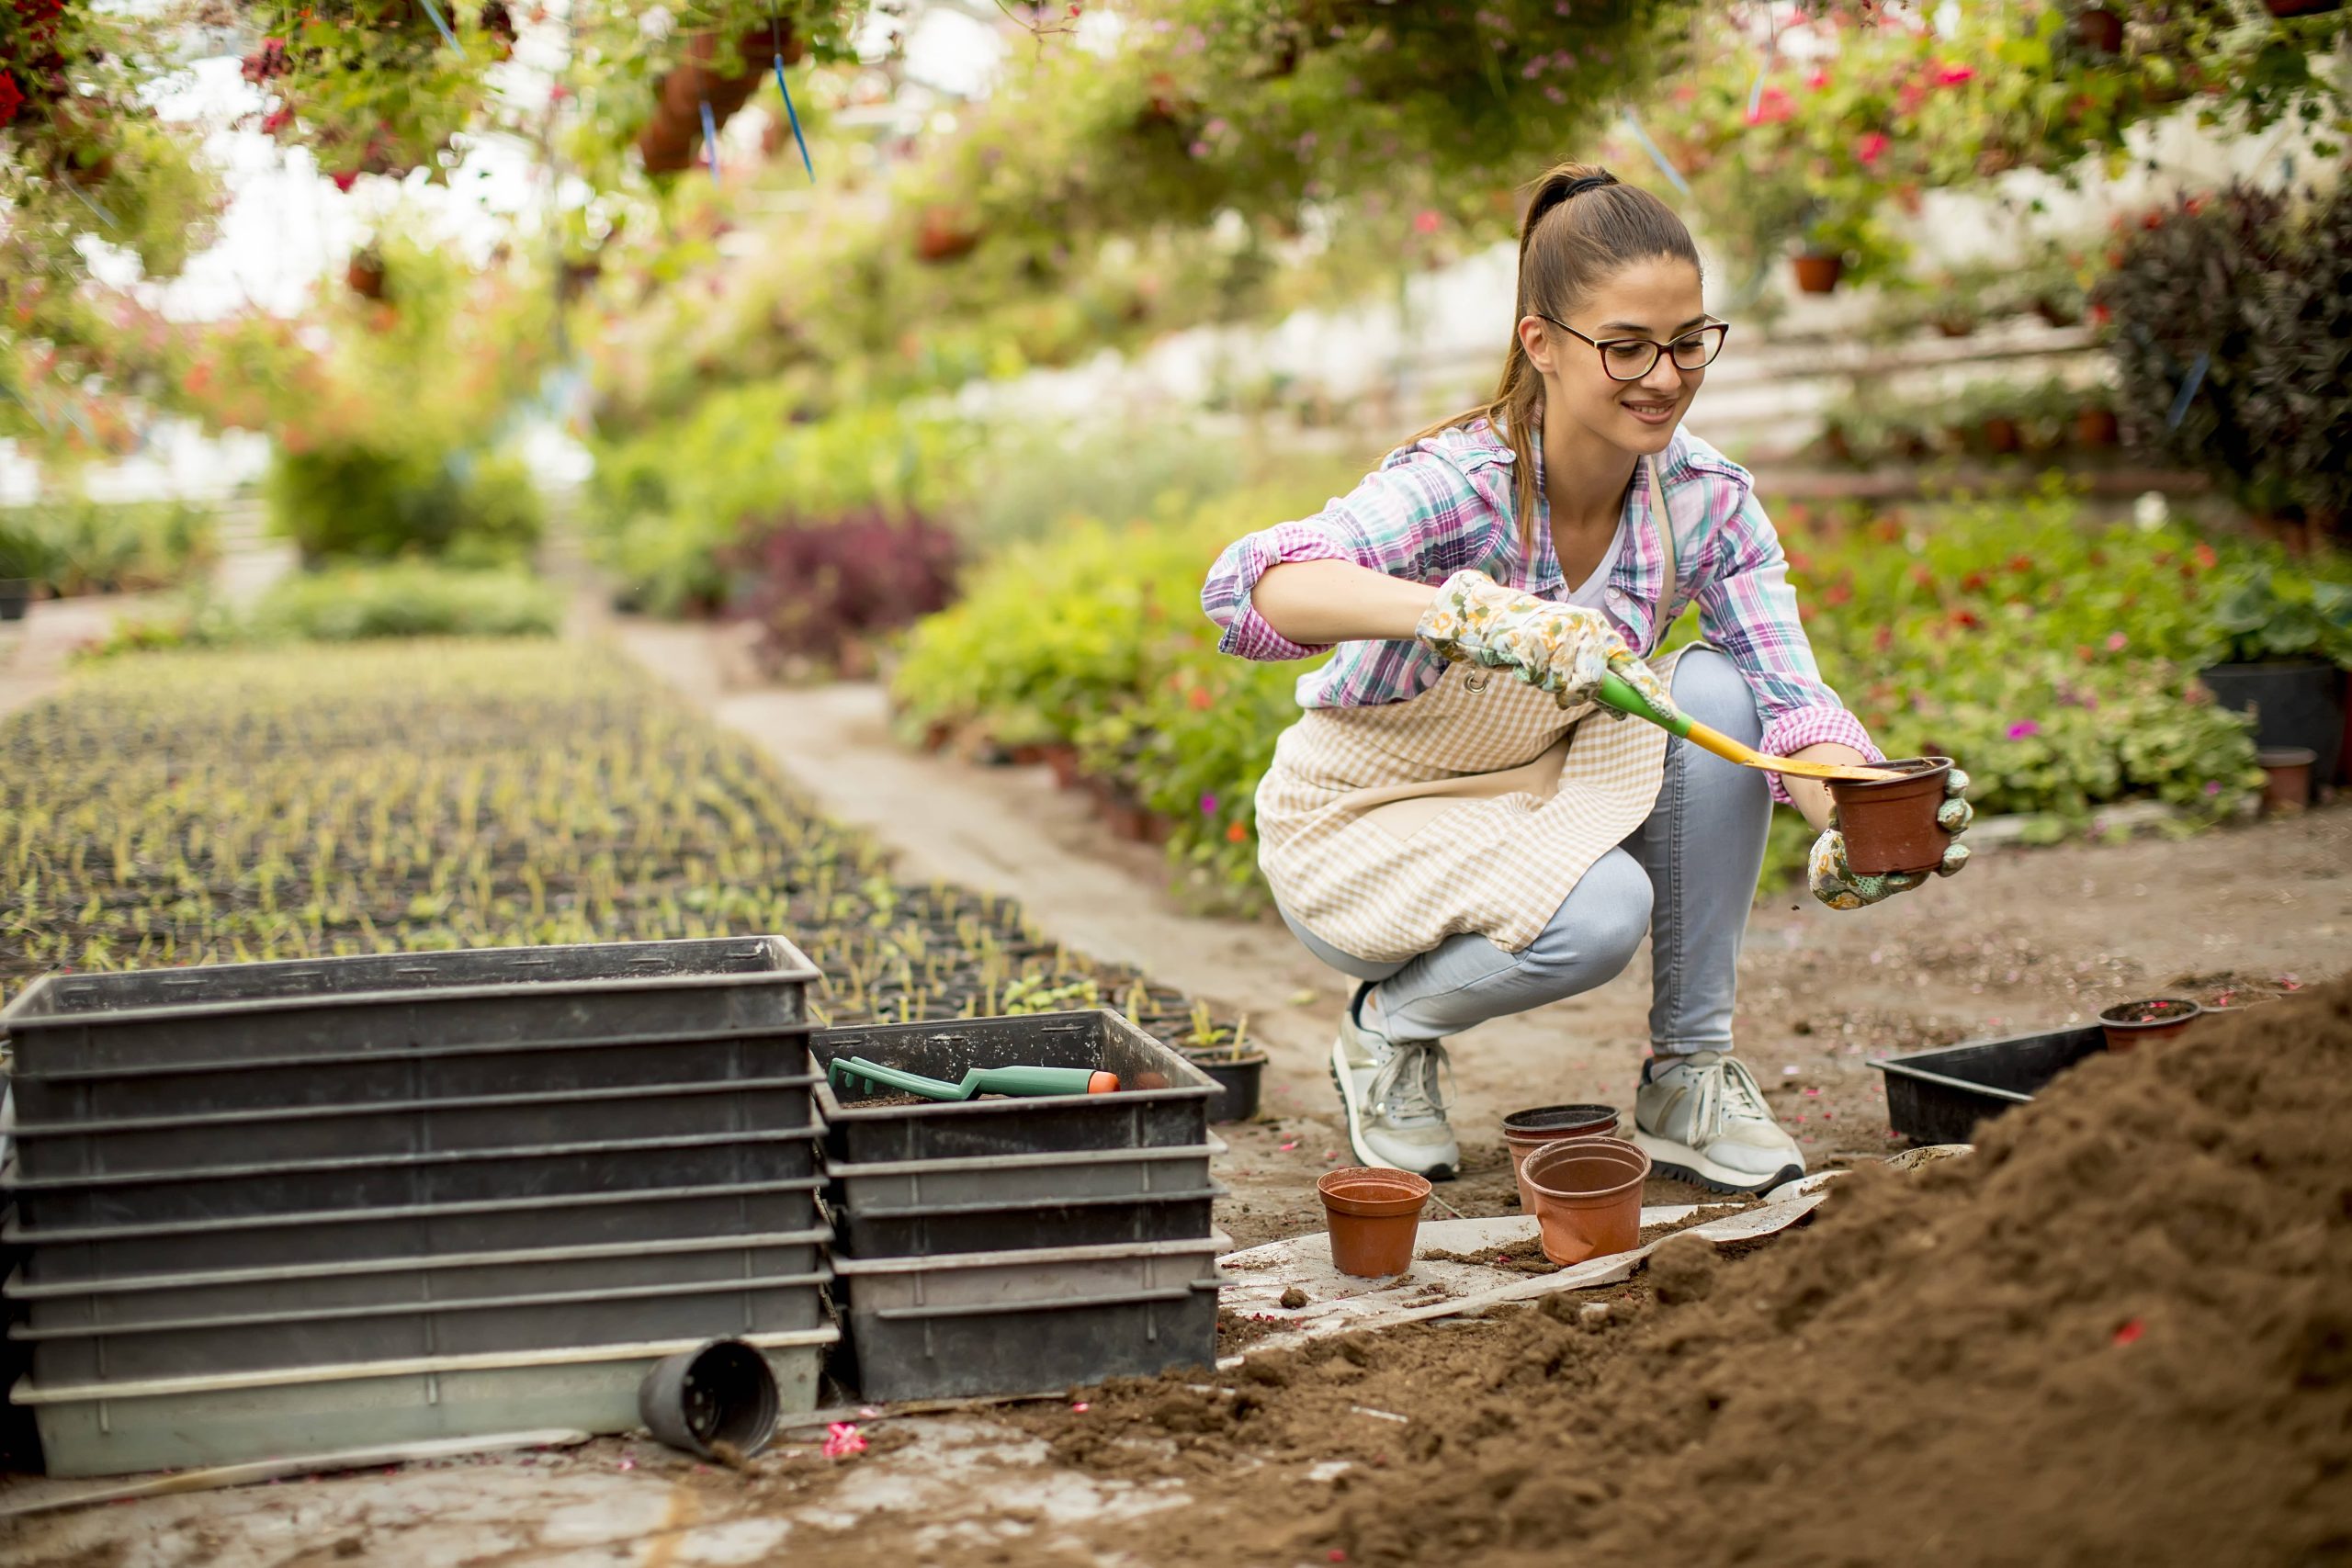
[{"x1": 1535, "y1": 316, "x2": 1730, "y2": 381}]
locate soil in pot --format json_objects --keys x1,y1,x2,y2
[
  {"x1": 1500, "y1": 1103, "x2": 1620, "y2": 1210},
  {"x1": 1827, "y1": 757, "x2": 1955, "y2": 875},
  {"x1": 2098, "y1": 997, "x2": 2200, "y2": 1054},
  {"x1": 2257, "y1": 746, "x2": 2316, "y2": 813},
  {"x1": 1185, "y1": 1052, "x2": 1268, "y2": 1122},
  {"x1": 1521, "y1": 1136, "x2": 1650, "y2": 1267},
  {"x1": 1318, "y1": 1167, "x2": 1431, "y2": 1279},
  {"x1": 1791, "y1": 254, "x2": 1844, "y2": 294}
]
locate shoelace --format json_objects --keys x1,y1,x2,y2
[
  {"x1": 1680, "y1": 1054, "x2": 1774, "y2": 1142},
  {"x1": 1368, "y1": 1038, "x2": 1456, "y2": 1125}
]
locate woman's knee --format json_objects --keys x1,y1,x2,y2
[
  {"x1": 1517, "y1": 850, "x2": 1652, "y2": 987},
  {"x1": 1671, "y1": 648, "x2": 1761, "y2": 747}
]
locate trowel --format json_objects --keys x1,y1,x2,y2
[{"x1": 1595, "y1": 671, "x2": 1908, "y2": 784}]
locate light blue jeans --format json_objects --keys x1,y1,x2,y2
[{"x1": 1277, "y1": 649, "x2": 1769, "y2": 1056}]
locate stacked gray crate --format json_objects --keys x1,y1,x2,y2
[
  {"x1": 0, "y1": 937, "x2": 833, "y2": 1477},
  {"x1": 812, "y1": 1010, "x2": 1227, "y2": 1401}
]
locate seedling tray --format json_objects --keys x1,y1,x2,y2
[
  {"x1": 10, "y1": 1226, "x2": 831, "y2": 1332},
  {"x1": 5, "y1": 1123, "x2": 825, "y2": 1232},
  {"x1": 812, "y1": 1010, "x2": 1216, "y2": 1166},
  {"x1": 0, "y1": 935, "x2": 818, "y2": 1076},
  {"x1": 8, "y1": 1076, "x2": 818, "y2": 1182},
  {"x1": 8, "y1": 1022, "x2": 815, "y2": 1126},
  {"x1": 10, "y1": 1178, "x2": 824, "y2": 1286},
  {"x1": 824, "y1": 1139, "x2": 1225, "y2": 1213},
  {"x1": 834, "y1": 1234, "x2": 1226, "y2": 1402},
  {"x1": 21, "y1": 1265, "x2": 833, "y2": 1384},
  {"x1": 833, "y1": 1186, "x2": 1222, "y2": 1259},
  {"x1": 16, "y1": 1328, "x2": 838, "y2": 1479},
  {"x1": 1871, "y1": 1024, "x2": 2107, "y2": 1145}
]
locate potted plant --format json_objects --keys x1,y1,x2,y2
[
  {"x1": 2193, "y1": 565, "x2": 2350, "y2": 784},
  {"x1": 346, "y1": 243, "x2": 387, "y2": 299},
  {"x1": 1177, "y1": 1003, "x2": 1266, "y2": 1122}
]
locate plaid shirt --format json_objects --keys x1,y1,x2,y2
[{"x1": 1200, "y1": 419, "x2": 1880, "y2": 803}]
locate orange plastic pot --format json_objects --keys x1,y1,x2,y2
[
  {"x1": 1522, "y1": 1136, "x2": 1649, "y2": 1267},
  {"x1": 1317, "y1": 1167, "x2": 1431, "y2": 1279},
  {"x1": 1501, "y1": 1103, "x2": 1619, "y2": 1211},
  {"x1": 2098, "y1": 998, "x2": 2200, "y2": 1054}
]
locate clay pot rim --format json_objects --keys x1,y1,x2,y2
[
  {"x1": 1522, "y1": 1136, "x2": 1650, "y2": 1204},
  {"x1": 1318, "y1": 1166, "x2": 1432, "y2": 1218},
  {"x1": 2098, "y1": 997, "x2": 2202, "y2": 1027},
  {"x1": 1500, "y1": 1102, "x2": 1619, "y2": 1136},
  {"x1": 1829, "y1": 755, "x2": 1953, "y2": 797},
  {"x1": 2256, "y1": 746, "x2": 2318, "y2": 768}
]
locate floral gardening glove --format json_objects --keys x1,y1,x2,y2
[
  {"x1": 1808, "y1": 767, "x2": 1975, "y2": 910},
  {"x1": 1416, "y1": 569, "x2": 1679, "y2": 718}
]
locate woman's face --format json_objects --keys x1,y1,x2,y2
[{"x1": 1521, "y1": 256, "x2": 1710, "y2": 458}]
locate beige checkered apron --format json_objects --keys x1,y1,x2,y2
[{"x1": 1255, "y1": 455, "x2": 1681, "y2": 964}]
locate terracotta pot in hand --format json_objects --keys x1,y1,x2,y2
[{"x1": 1827, "y1": 758, "x2": 1955, "y2": 875}]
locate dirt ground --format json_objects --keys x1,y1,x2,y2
[{"x1": 4, "y1": 617, "x2": 2346, "y2": 1565}]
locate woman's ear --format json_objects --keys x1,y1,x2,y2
[{"x1": 1517, "y1": 315, "x2": 1555, "y2": 378}]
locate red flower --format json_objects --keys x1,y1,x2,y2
[
  {"x1": 2191, "y1": 542, "x2": 2217, "y2": 570},
  {"x1": 1934, "y1": 62, "x2": 1975, "y2": 86},
  {"x1": 1855, "y1": 131, "x2": 1890, "y2": 167},
  {"x1": 1961, "y1": 570, "x2": 1988, "y2": 592},
  {"x1": 1226, "y1": 819, "x2": 1249, "y2": 843},
  {"x1": 1187, "y1": 686, "x2": 1213, "y2": 711},
  {"x1": 2111, "y1": 1319, "x2": 2144, "y2": 1347},
  {"x1": 1412, "y1": 209, "x2": 1441, "y2": 235},
  {"x1": 0, "y1": 73, "x2": 20, "y2": 129}
]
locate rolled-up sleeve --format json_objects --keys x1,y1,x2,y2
[
  {"x1": 1696, "y1": 491, "x2": 1882, "y2": 804},
  {"x1": 1201, "y1": 453, "x2": 1494, "y2": 663}
]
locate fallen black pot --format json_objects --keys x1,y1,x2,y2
[
  {"x1": 1182, "y1": 1051, "x2": 1267, "y2": 1122},
  {"x1": 639, "y1": 1338, "x2": 780, "y2": 1461}
]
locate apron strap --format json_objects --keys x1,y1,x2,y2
[{"x1": 1645, "y1": 451, "x2": 1677, "y2": 656}]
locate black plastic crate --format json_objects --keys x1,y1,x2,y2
[
  {"x1": 9, "y1": 1077, "x2": 817, "y2": 1183},
  {"x1": 23, "y1": 1268, "x2": 833, "y2": 1384},
  {"x1": 11, "y1": 1227, "x2": 831, "y2": 1332},
  {"x1": 11, "y1": 1179, "x2": 825, "y2": 1285},
  {"x1": 5, "y1": 1125, "x2": 825, "y2": 1231},
  {"x1": 833, "y1": 1234, "x2": 1226, "y2": 1402},
  {"x1": 832, "y1": 1186, "x2": 1222, "y2": 1259},
  {"x1": 8, "y1": 1024, "x2": 814, "y2": 1125},
  {"x1": 812, "y1": 1011, "x2": 1216, "y2": 1166},
  {"x1": 0, "y1": 936, "x2": 817, "y2": 1077},
  {"x1": 1871, "y1": 1025, "x2": 2107, "y2": 1145}
]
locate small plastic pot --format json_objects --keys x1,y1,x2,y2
[
  {"x1": 2074, "y1": 406, "x2": 2120, "y2": 447},
  {"x1": 2098, "y1": 997, "x2": 2201, "y2": 1054},
  {"x1": 1317, "y1": 1167, "x2": 1431, "y2": 1279},
  {"x1": 1185, "y1": 1052, "x2": 1267, "y2": 1122},
  {"x1": 2258, "y1": 746, "x2": 2316, "y2": 813},
  {"x1": 1521, "y1": 1136, "x2": 1651, "y2": 1268},
  {"x1": 1045, "y1": 744, "x2": 1083, "y2": 791},
  {"x1": 1500, "y1": 1103, "x2": 1620, "y2": 1210},
  {"x1": 1791, "y1": 253, "x2": 1844, "y2": 294},
  {"x1": 639, "y1": 1338, "x2": 780, "y2": 1460},
  {"x1": 1828, "y1": 757, "x2": 1955, "y2": 875}
]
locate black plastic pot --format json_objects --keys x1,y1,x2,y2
[
  {"x1": 639, "y1": 1338, "x2": 780, "y2": 1460},
  {"x1": 2198, "y1": 661, "x2": 2344, "y2": 786},
  {"x1": 0, "y1": 579, "x2": 30, "y2": 622},
  {"x1": 1183, "y1": 1053, "x2": 1267, "y2": 1122}
]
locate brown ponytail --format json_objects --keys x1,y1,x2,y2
[{"x1": 1407, "y1": 161, "x2": 1703, "y2": 553}]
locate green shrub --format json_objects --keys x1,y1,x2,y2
[
  {"x1": 266, "y1": 446, "x2": 544, "y2": 566},
  {"x1": 252, "y1": 562, "x2": 561, "y2": 641},
  {"x1": 0, "y1": 498, "x2": 220, "y2": 595}
]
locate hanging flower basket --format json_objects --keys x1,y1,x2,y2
[
  {"x1": 346, "y1": 249, "x2": 387, "y2": 299},
  {"x1": 1792, "y1": 253, "x2": 1845, "y2": 294}
]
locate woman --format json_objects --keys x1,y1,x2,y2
[{"x1": 1200, "y1": 163, "x2": 1972, "y2": 1195}]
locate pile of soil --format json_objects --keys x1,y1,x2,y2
[{"x1": 1042, "y1": 976, "x2": 2352, "y2": 1565}]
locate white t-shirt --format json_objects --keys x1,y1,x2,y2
[{"x1": 1561, "y1": 515, "x2": 1627, "y2": 609}]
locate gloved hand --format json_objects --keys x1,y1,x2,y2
[
  {"x1": 1416, "y1": 569, "x2": 1679, "y2": 718},
  {"x1": 1808, "y1": 767, "x2": 1974, "y2": 910}
]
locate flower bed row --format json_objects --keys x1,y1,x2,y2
[
  {"x1": 0, "y1": 640, "x2": 1207, "y2": 1043},
  {"x1": 890, "y1": 479, "x2": 2346, "y2": 906}
]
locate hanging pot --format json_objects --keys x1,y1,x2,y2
[{"x1": 1791, "y1": 254, "x2": 1845, "y2": 294}]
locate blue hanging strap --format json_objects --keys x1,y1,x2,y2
[
  {"x1": 700, "y1": 97, "x2": 721, "y2": 185},
  {"x1": 2165, "y1": 350, "x2": 2210, "y2": 433},
  {"x1": 773, "y1": 16, "x2": 814, "y2": 182},
  {"x1": 414, "y1": 0, "x2": 464, "y2": 51},
  {"x1": 1618, "y1": 107, "x2": 1690, "y2": 197}
]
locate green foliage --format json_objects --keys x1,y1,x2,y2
[
  {"x1": 250, "y1": 562, "x2": 562, "y2": 642},
  {"x1": 2201, "y1": 565, "x2": 2352, "y2": 668},
  {"x1": 0, "y1": 498, "x2": 219, "y2": 595},
  {"x1": 266, "y1": 447, "x2": 544, "y2": 566}
]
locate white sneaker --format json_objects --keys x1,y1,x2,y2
[
  {"x1": 1632, "y1": 1051, "x2": 1804, "y2": 1195},
  {"x1": 1329, "y1": 986, "x2": 1459, "y2": 1181}
]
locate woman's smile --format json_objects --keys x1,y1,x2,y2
[{"x1": 1621, "y1": 393, "x2": 1682, "y2": 426}]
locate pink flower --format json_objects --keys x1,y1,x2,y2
[
  {"x1": 2105, "y1": 631, "x2": 2128, "y2": 652},
  {"x1": 1805, "y1": 69, "x2": 1829, "y2": 90},
  {"x1": 2006, "y1": 720, "x2": 2040, "y2": 739},
  {"x1": 822, "y1": 1422, "x2": 866, "y2": 1459},
  {"x1": 1745, "y1": 85, "x2": 1793, "y2": 126},
  {"x1": 1199, "y1": 792, "x2": 1219, "y2": 817},
  {"x1": 1855, "y1": 131, "x2": 1890, "y2": 166},
  {"x1": 1413, "y1": 209, "x2": 1442, "y2": 235},
  {"x1": 1935, "y1": 62, "x2": 1975, "y2": 86}
]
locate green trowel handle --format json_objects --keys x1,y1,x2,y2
[
  {"x1": 1597, "y1": 670, "x2": 1693, "y2": 739},
  {"x1": 968, "y1": 1066, "x2": 1118, "y2": 1097}
]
